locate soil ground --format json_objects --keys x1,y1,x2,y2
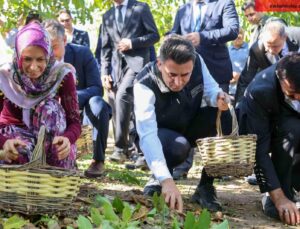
[{"x1": 75, "y1": 137, "x2": 299, "y2": 229}]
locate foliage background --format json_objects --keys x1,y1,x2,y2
[{"x1": 0, "y1": 0, "x2": 300, "y2": 52}]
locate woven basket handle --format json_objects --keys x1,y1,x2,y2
[
  {"x1": 216, "y1": 104, "x2": 239, "y2": 137},
  {"x1": 30, "y1": 125, "x2": 47, "y2": 165},
  {"x1": 0, "y1": 126, "x2": 46, "y2": 167}
]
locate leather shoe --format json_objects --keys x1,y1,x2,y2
[
  {"x1": 143, "y1": 176, "x2": 161, "y2": 196},
  {"x1": 126, "y1": 156, "x2": 148, "y2": 170},
  {"x1": 191, "y1": 184, "x2": 222, "y2": 211},
  {"x1": 84, "y1": 161, "x2": 104, "y2": 178}
]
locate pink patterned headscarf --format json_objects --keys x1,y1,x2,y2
[
  {"x1": 0, "y1": 22, "x2": 75, "y2": 127},
  {"x1": 15, "y1": 22, "x2": 52, "y2": 70}
]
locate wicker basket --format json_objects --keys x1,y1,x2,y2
[
  {"x1": 196, "y1": 105, "x2": 257, "y2": 177},
  {"x1": 0, "y1": 126, "x2": 81, "y2": 215},
  {"x1": 76, "y1": 125, "x2": 93, "y2": 159}
]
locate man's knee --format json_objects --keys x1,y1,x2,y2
[
  {"x1": 173, "y1": 137, "x2": 191, "y2": 163},
  {"x1": 87, "y1": 96, "x2": 107, "y2": 115}
]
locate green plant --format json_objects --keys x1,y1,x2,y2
[{"x1": 2, "y1": 214, "x2": 28, "y2": 229}]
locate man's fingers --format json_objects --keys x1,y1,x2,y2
[
  {"x1": 169, "y1": 193, "x2": 176, "y2": 210},
  {"x1": 164, "y1": 193, "x2": 171, "y2": 206},
  {"x1": 176, "y1": 195, "x2": 183, "y2": 213},
  {"x1": 296, "y1": 209, "x2": 300, "y2": 224}
]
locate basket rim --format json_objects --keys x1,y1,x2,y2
[{"x1": 196, "y1": 134, "x2": 257, "y2": 142}]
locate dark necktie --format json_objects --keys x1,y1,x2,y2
[{"x1": 117, "y1": 5, "x2": 123, "y2": 32}]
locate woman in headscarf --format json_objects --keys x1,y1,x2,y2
[{"x1": 0, "y1": 22, "x2": 81, "y2": 169}]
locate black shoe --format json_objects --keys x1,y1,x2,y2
[
  {"x1": 125, "y1": 156, "x2": 148, "y2": 170},
  {"x1": 261, "y1": 195, "x2": 280, "y2": 220},
  {"x1": 173, "y1": 169, "x2": 188, "y2": 180},
  {"x1": 191, "y1": 184, "x2": 222, "y2": 212},
  {"x1": 245, "y1": 174, "x2": 258, "y2": 185},
  {"x1": 143, "y1": 176, "x2": 161, "y2": 196}
]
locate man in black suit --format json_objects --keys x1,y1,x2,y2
[
  {"x1": 235, "y1": 21, "x2": 300, "y2": 104},
  {"x1": 101, "y1": 0, "x2": 159, "y2": 162},
  {"x1": 238, "y1": 53, "x2": 300, "y2": 226},
  {"x1": 44, "y1": 20, "x2": 111, "y2": 177}
]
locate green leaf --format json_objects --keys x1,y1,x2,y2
[
  {"x1": 147, "y1": 208, "x2": 157, "y2": 217},
  {"x1": 103, "y1": 202, "x2": 120, "y2": 221},
  {"x1": 171, "y1": 216, "x2": 181, "y2": 229},
  {"x1": 66, "y1": 226, "x2": 74, "y2": 229},
  {"x1": 47, "y1": 219, "x2": 59, "y2": 229},
  {"x1": 127, "y1": 221, "x2": 140, "y2": 228},
  {"x1": 134, "y1": 203, "x2": 141, "y2": 213},
  {"x1": 101, "y1": 220, "x2": 115, "y2": 229},
  {"x1": 183, "y1": 211, "x2": 196, "y2": 229},
  {"x1": 122, "y1": 203, "x2": 133, "y2": 223},
  {"x1": 95, "y1": 195, "x2": 111, "y2": 207},
  {"x1": 3, "y1": 214, "x2": 28, "y2": 229},
  {"x1": 107, "y1": 171, "x2": 140, "y2": 185},
  {"x1": 195, "y1": 209, "x2": 211, "y2": 229},
  {"x1": 211, "y1": 219, "x2": 230, "y2": 229},
  {"x1": 112, "y1": 196, "x2": 125, "y2": 213},
  {"x1": 77, "y1": 215, "x2": 93, "y2": 229},
  {"x1": 152, "y1": 192, "x2": 159, "y2": 210},
  {"x1": 90, "y1": 207, "x2": 102, "y2": 226}
]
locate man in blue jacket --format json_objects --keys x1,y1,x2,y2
[
  {"x1": 170, "y1": 0, "x2": 239, "y2": 179},
  {"x1": 44, "y1": 19, "x2": 111, "y2": 177}
]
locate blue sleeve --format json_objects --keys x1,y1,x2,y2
[
  {"x1": 199, "y1": 0, "x2": 239, "y2": 45},
  {"x1": 77, "y1": 47, "x2": 103, "y2": 109}
]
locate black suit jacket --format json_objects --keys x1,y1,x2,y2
[
  {"x1": 101, "y1": 0, "x2": 159, "y2": 85},
  {"x1": 238, "y1": 64, "x2": 300, "y2": 193},
  {"x1": 235, "y1": 27, "x2": 300, "y2": 104}
]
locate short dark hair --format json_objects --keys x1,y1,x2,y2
[
  {"x1": 241, "y1": 0, "x2": 255, "y2": 11},
  {"x1": 25, "y1": 11, "x2": 42, "y2": 25},
  {"x1": 276, "y1": 53, "x2": 300, "y2": 91},
  {"x1": 58, "y1": 9, "x2": 72, "y2": 18},
  {"x1": 159, "y1": 34, "x2": 196, "y2": 64}
]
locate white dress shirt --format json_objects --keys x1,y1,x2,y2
[{"x1": 134, "y1": 55, "x2": 222, "y2": 182}]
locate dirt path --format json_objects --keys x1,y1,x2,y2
[{"x1": 77, "y1": 143, "x2": 298, "y2": 229}]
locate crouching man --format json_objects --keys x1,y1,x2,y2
[
  {"x1": 238, "y1": 53, "x2": 300, "y2": 226},
  {"x1": 134, "y1": 35, "x2": 231, "y2": 212}
]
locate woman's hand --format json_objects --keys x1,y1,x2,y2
[
  {"x1": 2, "y1": 139, "x2": 26, "y2": 162},
  {"x1": 52, "y1": 136, "x2": 70, "y2": 160}
]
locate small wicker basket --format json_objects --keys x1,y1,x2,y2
[
  {"x1": 76, "y1": 125, "x2": 93, "y2": 159},
  {"x1": 196, "y1": 105, "x2": 257, "y2": 177},
  {"x1": 0, "y1": 126, "x2": 81, "y2": 215}
]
